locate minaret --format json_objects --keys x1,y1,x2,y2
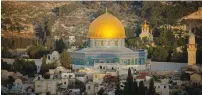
[{"x1": 187, "y1": 30, "x2": 197, "y2": 65}]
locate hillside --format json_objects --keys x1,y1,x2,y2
[
  {"x1": 1, "y1": 1, "x2": 72, "y2": 39},
  {"x1": 1, "y1": 1, "x2": 202, "y2": 48}
]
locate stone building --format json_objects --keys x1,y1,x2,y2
[
  {"x1": 35, "y1": 79, "x2": 57, "y2": 94},
  {"x1": 154, "y1": 83, "x2": 171, "y2": 95},
  {"x1": 46, "y1": 51, "x2": 60, "y2": 64}
]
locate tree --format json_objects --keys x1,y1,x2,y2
[
  {"x1": 26, "y1": 45, "x2": 48, "y2": 59},
  {"x1": 115, "y1": 72, "x2": 122, "y2": 95},
  {"x1": 13, "y1": 59, "x2": 37, "y2": 77},
  {"x1": 138, "y1": 81, "x2": 146, "y2": 95},
  {"x1": 135, "y1": 22, "x2": 142, "y2": 37},
  {"x1": 40, "y1": 55, "x2": 48, "y2": 75},
  {"x1": 97, "y1": 88, "x2": 105, "y2": 95},
  {"x1": 55, "y1": 39, "x2": 66, "y2": 54},
  {"x1": 147, "y1": 79, "x2": 155, "y2": 95},
  {"x1": 152, "y1": 46, "x2": 169, "y2": 61},
  {"x1": 125, "y1": 26, "x2": 135, "y2": 39},
  {"x1": 133, "y1": 79, "x2": 138, "y2": 95},
  {"x1": 2, "y1": 47, "x2": 11, "y2": 58},
  {"x1": 1, "y1": 59, "x2": 12, "y2": 71},
  {"x1": 124, "y1": 68, "x2": 133, "y2": 95},
  {"x1": 60, "y1": 51, "x2": 71, "y2": 69},
  {"x1": 7, "y1": 76, "x2": 15, "y2": 88}
]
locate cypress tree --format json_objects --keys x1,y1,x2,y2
[
  {"x1": 115, "y1": 72, "x2": 122, "y2": 95},
  {"x1": 133, "y1": 79, "x2": 138, "y2": 95},
  {"x1": 148, "y1": 79, "x2": 156, "y2": 95},
  {"x1": 124, "y1": 68, "x2": 133, "y2": 95},
  {"x1": 60, "y1": 50, "x2": 71, "y2": 69},
  {"x1": 138, "y1": 81, "x2": 146, "y2": 95}
]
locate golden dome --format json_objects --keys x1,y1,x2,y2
[
  {"x1": 143, "y1": 20, "x2": 149, "y2": 28},
  {"x1": 88, "y1": 13, "x2": 125, "y2": 39}
]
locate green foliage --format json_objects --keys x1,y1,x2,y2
[
  {"x1": 13, "y1": 59, "x2": 37, "y2": 77},
  {"x1": 55, "y1": 39, "x2": 66, "y2": 54},
  {"x1": 40, "y1": 56, "x2": 57, "y2": 75},
  {"x1": 1, "y1": 59, "x2": 12, "y2": 71},
  {"x1": 134, "y1": 1, "x2": 202, "y2": 28},
  {"x1": 124, "y1": 68, "x2": 133, "y2": 95},
  {"x1": 135, "y1": 22, "x2": 142, "y2": 37},
  {"x1": 2, "y1": 47, "x2": 11, "y2": 58},
  {"x1": 125, "y1": 26, "x2": 135, "y2": 39},
  {"x1": 115, "y1": 73, "x2": 122, "y2": 95},
  {"x1": 148, "y1": 79, "x2": 155, "y2": 95},
  {"x1": 132, "y1": 80, "x2": 138, "y2": 94},
  {"x1": 97, "y1": 88, "x2": 106, "y2": 95},
  {"x1": 138, "y1": 81, "x2": 146, "y2": 95},
  {"x1": 152, "y1": 46, "x2": 169, "y2": 61},
  {"x1": 5, "y1": 76, "x2": 15, "y2": 86},
  {"x1": 60, "y1": 51, "x2": 72, "y2": 69},
  {"x1": 26, "y1": 45, "x2": 49, "y2": 59},
  {"x1": 2, "y1": 37, "x2": 34, "y2": 51}
]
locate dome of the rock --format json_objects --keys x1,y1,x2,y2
[{"x1": 88, "y1": 13, "x2": 125, "y2": 39}]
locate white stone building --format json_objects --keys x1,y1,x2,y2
[
  {"x1": 75, "y1": 72, "x2": 88, "y2": 83},
  {"x1": 154, "y1": 83, "x2": 171, "y2": 95},
  {"x1": 46, "y1": 51, "x2": 60, "y2": 64},
  {"x1": 85, "y1": 81, "x2": 96, "y2": 95},
  {"x1": 35, "y1": 79, "x2": 57, "y2": 95},
  {"x1": 68, "y1": 36, "x2": 76, "y2": 45}
]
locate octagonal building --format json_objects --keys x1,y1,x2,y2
[{"x1": 69, "y1": 12, "x2": 147, "y2": 70}]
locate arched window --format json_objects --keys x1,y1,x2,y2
[
  {"x1": 100, "y1": 66, "x2": 102, "y2": 69},
  {"x1": 48, "y1": 55, "x2": 50, "y2": 60}
]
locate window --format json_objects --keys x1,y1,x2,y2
[
  {"x1": 88, "y1": 86, "x2": 90, "y2": 89},
  {"x1": 38, "y1": 77, "x2": 40, "y2": 80},
  {"x1": 64, "y1": 75, "x2": 67, "y2": 78},
  {"x1": 64, "y1": 82, "x2": 66, "y2": 84},
  {"x1": 100, "y1": 66, "x2": 102, "y2": 69},
  {"x1": 37, "y1": 85, "x2": 41, "y2": 87},
  {"x1": 69, "y1": 75, "x2": 72, "y2": 78},
  {"x1": 164, "y1": 86, "x2": 166, "y2": 88},
  {"x1": 47, "y1": 55, "x2": 50, "y2": 60}
]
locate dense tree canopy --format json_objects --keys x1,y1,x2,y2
[
  {"x1": 55, "y1": 39, "x2": 66, "y2": 54},
  {"x1": 26, "y1": 45, "x2": 49, "y2": 59},
  {"x1": 13, "y1": 59, "x2": 37, "y2": 77},
  {"x1": 60, "y1": 50, "x2": 72, "y2": 69}
]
